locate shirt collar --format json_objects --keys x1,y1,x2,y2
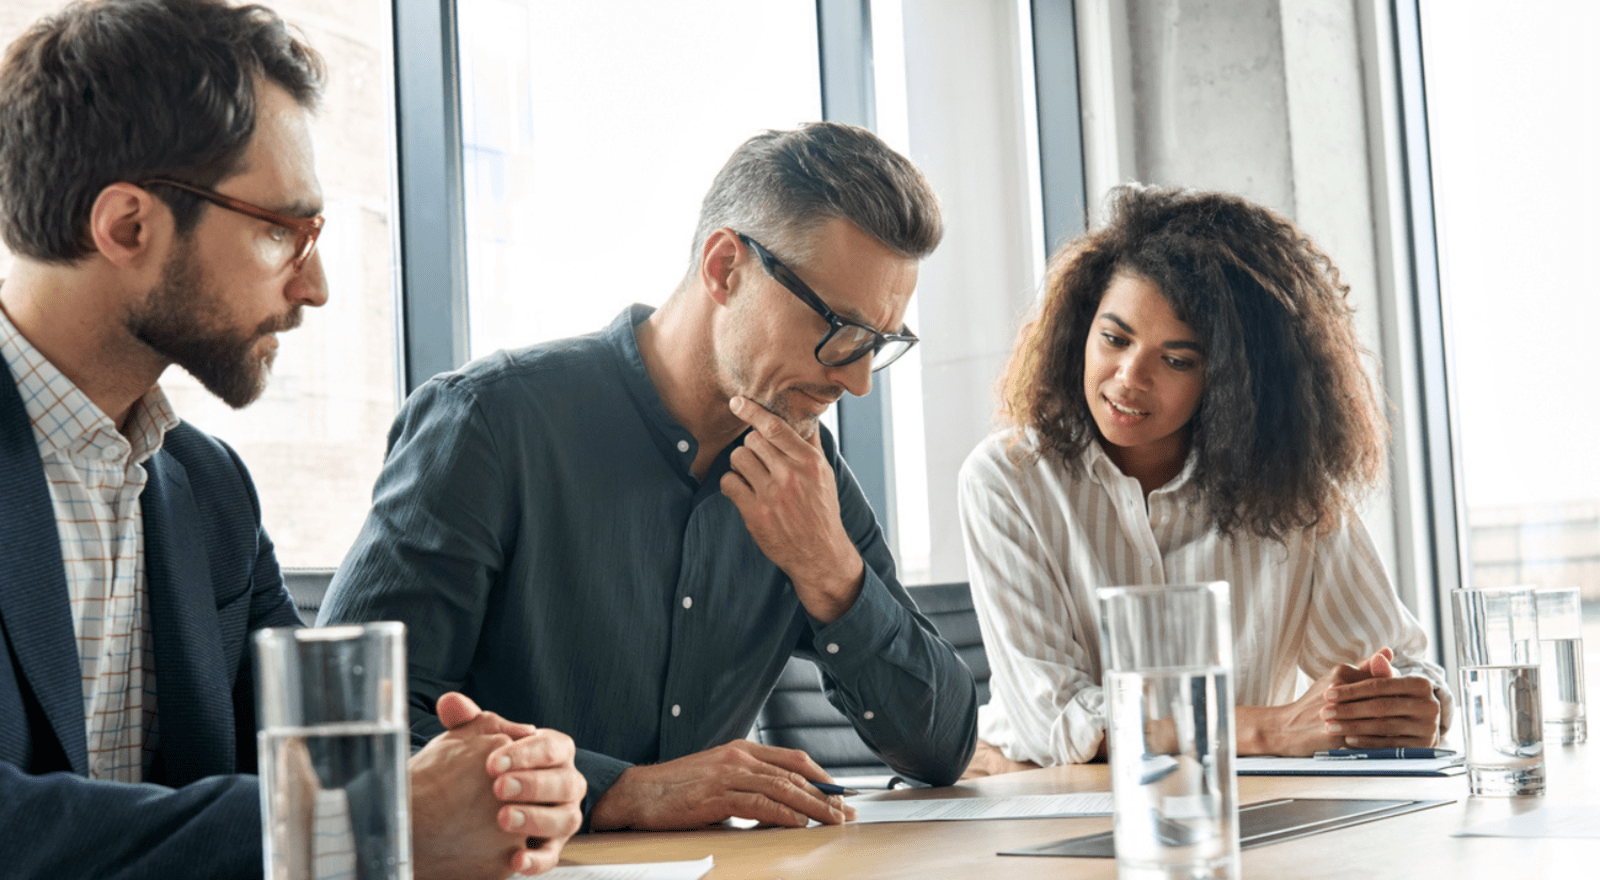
[
  {"x1": 0, "y1": 302, "x2": 179, "y2": 467},
  {"x1": 123, "y1": 385, "x2": 179, "y2": 466},
  {"x1": 605, "y1": 304, "x2": 706, "y2": 482},
  {"x1": 1080, "y1": 435, "x2": 1197, "y2": 497}
]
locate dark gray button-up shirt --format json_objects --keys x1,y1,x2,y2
[{"x1": 321, "y1": 306, "x2": 978, "y2": 821}]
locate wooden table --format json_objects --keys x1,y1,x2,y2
[{"x1": 557, "y1": 743, "x2": 1599, "y2": 879}]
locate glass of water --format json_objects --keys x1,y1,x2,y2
[
  {"x1": 1535, "y1": 586, "x2": 1587, "y2": 744},
  {"x1": 1453, "y1": 586, "x2": 1544, "y2": 796},
  {"x1": 255, "y1": 623, "x2": 411, "y2": 879},
  {"x1": 1098, "y1": 582, "x2": 1238, "y2": 880}
]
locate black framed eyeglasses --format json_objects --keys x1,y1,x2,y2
[
  {"x1": 736, "y1": 233, "x2": 918, "y2": 372},
  {"x1": 141, "y1": 177, "x2": 325, "y2": 271}
]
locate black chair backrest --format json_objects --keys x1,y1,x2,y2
[
  {"x1": 754, "y1": 581, "x2": 990, "y2": 779},
  {"x1": 283, "y1": 567, "x2": 336, "y2": 621},
  {"x1": 910, "y1": 581, "x2": 991, "y2": 706}
]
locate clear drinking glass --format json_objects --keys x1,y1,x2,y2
[
  {"x1": 1535, "y1": 586, "x2": 1587, "y2": 744},
  {"x1": 255, "y1": 623, "x2": 411, "y2": 879},
  {"x1": 1453, "y1": 586, "x2": 1545, "y2": 796},
  {"x1": 1098, "y1": 582, "x2": 1239, "y2": 880}
]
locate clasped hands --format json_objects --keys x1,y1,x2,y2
[
  {"x1": 1245, "y1": 647, "x2": 1442, "y2": 756},
  {"x1": 408, "y1": 692, "x2": 585, "y2": 879}
]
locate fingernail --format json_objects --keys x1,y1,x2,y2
[
  {"x1": 508, "y1": 808, "x2": 527, "y2": 829},
  {"x1": 503, "y1": 777, "x2": 522, "y2": 796},
  {"x1": 1327, "y1": 723, "x2": 1343, "y2": 733},
  {"x1": 521, "y1": 853, "x2": 537, "y2": 872},
  {"x1": 730, "y1": 397, "x2": 743, "y2": 412},
  {"x1": 493, "y1": 755, "x2": 511, "y2": 773}
]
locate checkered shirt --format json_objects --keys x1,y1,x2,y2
[{"x1": 0, "y1": 306, "x2": 178, "y2": 782}]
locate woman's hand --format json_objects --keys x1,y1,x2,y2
[
  {"x1": 1236, "y1": 649, "x2": 1437, "y2": 755},
  {"x1": 1320, "y1": 649, "x2": 1441, "y2": 747},
  {"x1": 1237, "y1": 660, "x2": 1370, "y2": 756}
]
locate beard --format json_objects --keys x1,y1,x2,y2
[
  {"x1": 710, "y1": 291, "x2": 843, "y2": 439},
  {"x1": 755, "y1": 387, "x2": 839, "y2": 439},
  {"x1": 124, "y1": 235, "x2": 301, "y2": 409},
  {"x1": 721, "y1": 360, "x2": 840, "y2": 440}
]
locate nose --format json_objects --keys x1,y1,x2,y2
[
  {"x1": 828, "y1": 355, "x2": 873, "y2": 399},
  {"x1": 1116, "y1": 348, "x2": 1154, "y2": 390},
  {"x1": 289, "y1": 249, "x2": 330, "y2": 308}
]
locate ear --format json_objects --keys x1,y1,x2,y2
[
  {"x1": 87, "y1": 182, "x2": 170, "y2": 269},
  {"x1": 699, "y1": 227, "x2": 743, "y2": 307}
]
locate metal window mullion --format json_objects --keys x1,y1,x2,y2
[
  {"x1": 1030, "y1": 0, "x2": 1088, "y2": 254},
  {"x1": 1392, "y1": 0, "x2": 1465, "y2": 644},
  {"x1": 817, "y1": 0, "x2": 896, "y2": 539},
  {"x1": 391, "y1": 0, "x2": 470, "y2": 397}
]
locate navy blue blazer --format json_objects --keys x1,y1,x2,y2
[{"x1": 0, "y1": 363, "x2": 302, "y2": 879}]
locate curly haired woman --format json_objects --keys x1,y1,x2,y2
[{"x1": 959, "y1": 185, "x2": 1451, "y2": 773}]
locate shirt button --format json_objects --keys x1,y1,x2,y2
[
  {"x1": 676, "y1": 440, "x2": 690, "y2": 453},
  {"x1": 1143, "y1": 557, "x2": 1154, "y2": 567},
  {"x1": 863, "y1": 710, "x2": 875, "y2": 721},
  {"x1": 826, "y1": 643, "x2": 840, "y2": 654},
  {"x1": 671, "y1": 704, "x2": 682, "y2": 717},
  {"x1": 681, "y1": 596, "x2": 693, "y2": 609}
]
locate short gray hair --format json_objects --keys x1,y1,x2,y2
[{"x1": 688, "y1": 121, "x2": 943, "y2": 273}]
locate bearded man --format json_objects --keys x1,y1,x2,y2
[{"x1": 0, "y1": 2, "x2": 581, "y2": 877}]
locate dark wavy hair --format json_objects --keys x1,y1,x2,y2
[
  {"x1": 0, "y1": 0, "x2": 325, "y2": 263},
  {"x1": 1002, "y1": 185, "x2": 1387, "y2": 540}
]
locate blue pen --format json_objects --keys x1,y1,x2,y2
[
  {"x1": 1312, "y1": 747, "x2": 1456, "y2": 760},
  {"x1": 812, "y1": 781, "x2": 860, "y2": 796}
]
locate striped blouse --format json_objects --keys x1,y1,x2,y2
[{"x1": 957, "y1": 427, "x2": 1451, "y2": 766}]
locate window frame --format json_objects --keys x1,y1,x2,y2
[
  {"x1": 389, "y1": 0, "x2": 916, "y2": 527},
  {"x1": 389, "y1": 0, "x2": 1092, "y2": 581},
  {"x1": 389, "y1": 0, "x2": 1460, "y2": 598},
  {"x1": 816, "y1": 0, "x2": 901, "y2": 542},
  {"x1": 1392, "y1": 0, "x2": 1465, "y2": 653},
  {"x1": 391, "y1": 0, "x2": 470, "y2": 397},
  {"x1": 1030, "y1": 0, "x2": 1088, "y2": 254}
]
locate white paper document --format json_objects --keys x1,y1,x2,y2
[
  {"x1": 1453, "y1": 805, "x2": 1600, "y2": 839},
  {"x1": 849, "y1": 792, "x2": 1114, "y2": 823},
  {"x1": 523, "y1": 856, "x2": 715, "y2": 880}
]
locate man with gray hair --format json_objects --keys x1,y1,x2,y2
[{"x1": 321, "y1": 122, "x2": 979, "y2": 831}]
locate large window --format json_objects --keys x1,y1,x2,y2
[
  {"x1": 1420, "y1": 1, "x2": 1600, "y2": 658},
  {"x1": 866, "y1": 0, "x2": 1061, "y2": 587},
  {"x1": 867, "y1": 0, "x2": 934, "y2": 584},
  {"x1": 0, "y1": 1, "x2": 400, "y2": 570},
  {"x1": 456, "y1": 0, "x2": 822, "y2": 358}
]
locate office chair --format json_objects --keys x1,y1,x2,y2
[{"x1": 754, "y1": 581, "x2": 991, "y2": 781}]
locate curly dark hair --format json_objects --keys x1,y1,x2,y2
[{"x1": 1002, "y1": 184, "x2": 1387, "y2": 540}]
